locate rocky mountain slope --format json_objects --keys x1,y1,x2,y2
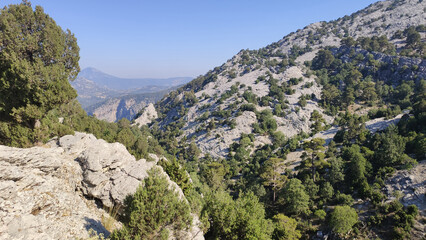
[
  {"x1": 0, "y1": 133, "x2": 203, "y2": 240},
  {"x1": 133, "y1": 103, "x2": 158, "y2": 127},
  {"x1": 155, "y1": 0, "x2": 426, "y2": 159},
  {"x1": 147, "y1": 1, "x2": 426, "y2": 237},
  {"x1": 1, "y1": 0, "x2": 425, "y2": 239},
  {"x1": 70, "y1": 76, "x2": 121, "y2": 109}
]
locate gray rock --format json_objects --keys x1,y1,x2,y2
[
  {"x1": 0, "y1": 132, "x2": 204, "y2": 240},
  {"x1": 384, "y1": 160, "x2": 426, "y2": 238},
  {"x1": 133, "y1": 103, "x2": 158, "y2": 126}
]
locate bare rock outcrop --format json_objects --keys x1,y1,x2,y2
[
  {"x1": 0, "y1": 132, "x2": 204, "y2": 240},
  {"x1": 50, "y1": 132, "x2": 158, "y2": 209},
  {"x1": 133, "y1": 103, "x2": 158, "y2": 126},
  {"x1": 89, "y1": 97, "x2": 149, "y2": 123},
  {"x1": 384, "y1": 161, "x2": 426, "y2": 208},
  {"x1": 384, "y1": 160, "x2": 426, "y2": 239},
  {"x1": 0, "y1": 145, "x2": 108, "y2": 240}
]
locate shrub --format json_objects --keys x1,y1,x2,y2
[
  {"x1": 272, "y1": 214, "x2": 301, "y2": 240},
  {"x1": 110, "y1": 168, "x2": 192, "y2": 240},
  {"x1": 329, "y1": 205, "x2": 358, "y2": 235}
]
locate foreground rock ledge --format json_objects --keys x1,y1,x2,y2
[{"x1": 0, "y1": 132, "x2": 204, "y2": 240}]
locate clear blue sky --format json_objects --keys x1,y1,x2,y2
[{"x1": 1, "y1": 0, "x2": 378, "y2": 78}]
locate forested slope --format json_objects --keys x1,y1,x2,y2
[{"x1": 149, "y1": 0, "x2": 426, "y2": 239}]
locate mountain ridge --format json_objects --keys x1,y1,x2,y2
[
  {"x1": 154, "y1": 0, "x2": 425, "y2": 158},
  {"x1": 79, "y1": 67, "x2": 193, "y2": 90},
  {"x1": 71, "y1": 68, "x2": 191, "y2": 122}
]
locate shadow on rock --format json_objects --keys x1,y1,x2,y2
[{"x1": 84, "y1": 217, "x2": 110, "y2": 237}]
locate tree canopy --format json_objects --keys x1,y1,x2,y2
[
  {"x1": 279, "y1": 178, "x2": 310, "y2": 216},
  {"x1": 0, "y1": 1, "x2": 80, "y2": 128},
  {"x1": 329, "y1": 205, "x2": 358, "y2": 235},
  {"x1": 272, "y1": 214, "x2": 301, "y2": 240},
  {"x1": 202, "y1": 190, "x2": 273, "y2": 240},
  {"x1": 110, "y1": 167, "x2": 192, "y2": 240}
]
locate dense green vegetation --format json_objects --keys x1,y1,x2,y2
[
  {"x1": 149, "y1": 25, "x2": 425, "y2": 239},
  {"x1": 313, "y1": 36, "x2": 424, "y2": 116}
]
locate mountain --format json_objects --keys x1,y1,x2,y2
[
  {"x1": 155, "y1": 0, "x2": 426, "y2": 158},
  {"x1": 70, "y1": 76, "x2": 121, "y2": 108},
  {"x1": 71, "y1": 68, "x2": 192, "y2": 121},
  {"x1": 150, "y1": 1, "x2": 425, "y2": 237},
  {"x1": 78, "y1": 67, "x2": 192, "y2": 90},
  {"x1": 1, "y1": 0, "x2": 425, "y2": 239}
]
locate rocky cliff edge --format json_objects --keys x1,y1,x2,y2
[{"x1": 0, "y1": 132, "x2": 203, "y2": 240}]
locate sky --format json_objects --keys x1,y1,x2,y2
[{"x1": 1, "y1": 0, "x2": 378, "y2": 78}]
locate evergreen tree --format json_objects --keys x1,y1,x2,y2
[
  {"x1": 312, "y1": 49, "x2": 335, "y2": 70},
  {"x1": 310, "y1": 110, "x2": 326, "y2": 133},
  {"x1": 329, "y1": 205, "x2": 358, "y2": 235},
  {"x1": 329, "y1": 157, "x2": 345, "y2": 186},
  {"x1": 319, "y1": 181, "x2": 334, "y2": 201},
  {"x1": 0, "y1": 2, "x2": 79, "y2": 128},
  {"x1": 110, "y1": 167, "x2": 192, "y2": 240},
  {"x1": 279, "y1": 178, "x2": 310, "y2": 216},
  {"x1": 260, "y1": 157, "x2": 287, "y2": 202},
  {"x1": 272, "y1": 214, "x2": 301, "y2": 240},
  {"x1": 371, "y1": 125, "x2": 410, "y2": 168},
  {"x1": 303, "y1": 178, "x2": 319, "y2": 200},
  {"x1": 202, "y1": 190, "x2": 272, "y2": 240},
  {"x1": 343, "y1": 145, "x2": 367, "y2": 190},
  {"x1": 302, "y1": 138, "x2": 326, "y2": 182}
]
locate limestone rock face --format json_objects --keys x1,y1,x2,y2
[
  {"x1": 0, "y1": 144, "x2": 108, "y2": 240},
  {"x1": 133, "y1": 103, "x2": 158, "y2": 127},
  {"x1": 89, "y1": 97, "x2": 149, "y2": 123},
  {"x1": 51, "y1": 132, "x2": 158, "y2": 209},
  {"x1": 0, "y1": 132, "x2": 204, "y2": 240}
]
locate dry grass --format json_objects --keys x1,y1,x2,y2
[{"x1": 101, "y1": 205, "x2": 120, "y2": 232}]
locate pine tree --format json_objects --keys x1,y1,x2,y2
[
  {"x1": 202, "y1": 190, "x2": 273, "y2": 240},
  {"x1": 279, "y1": 178, "x2": 310, "y2": 216},
  {"x1": 260, "y1": 157, "x2": 287, "y2": 202},
  {"x1": 302, "y1": 138, "x2": 325, "y2": 182},
  {"x1": 272, "y1": 214, "x2": 301, "y2": 240}
]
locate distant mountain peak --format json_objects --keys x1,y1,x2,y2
[{"x1": 77, "y1": 67, "x2": 192, "y2": 90}]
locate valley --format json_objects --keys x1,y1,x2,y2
[{"x1": 71, "y1": 67, "x2": 192, "y2": 122}]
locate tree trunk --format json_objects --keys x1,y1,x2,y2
[
  {"x1": 273, "y1": 189, "x2": 276, "y2": 202},
  {"x1": 312, "y1": 153, "x2": 316, "y2": 182}
]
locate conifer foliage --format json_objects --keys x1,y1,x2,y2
[
  {"x1": 110, "y1": 168, "x2": 192, "y2": 240},
  {"x1": 0, "y1": 1, "x2": 80, "y2": 126}
]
